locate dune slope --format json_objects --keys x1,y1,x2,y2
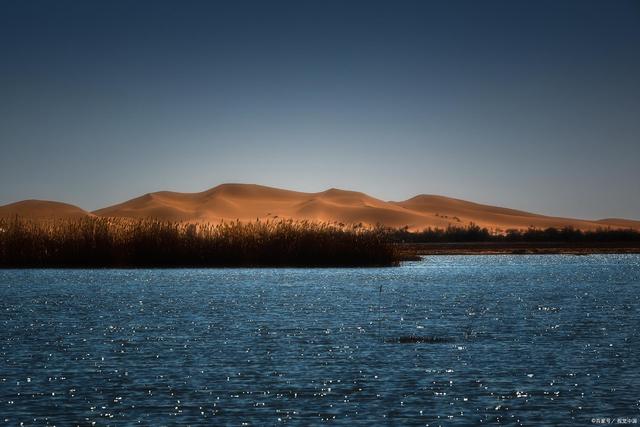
[
  {"x1": 2, "y1": 184, "x2": 637, "y2": 230},
  {"x1": 92, "y1": 184, "x2": 428, "y2": 228},
  {"x1": 392, "y1": 194, "x2": 623, "y2": 231},
  {"x1": 0, "y1": 200, "x2": 92, "y2": 220},
  {"x1": 89, "y1": 184, "x2": 638, "y2": 231}
]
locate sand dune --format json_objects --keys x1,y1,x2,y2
[
  {"x1": 391, "y1": 194, "x2": 633, "y2": 231},
  {"x1": 0, "y1": 200, "x2": 92, "y2": 220},
  {"x1": 90, "y1": 183, "x2": 638, "y2": 231},
  {"x1": 2, "y1": 184, "x2": 638, "y2": 231},
  {"x1": 595, "y1": 218, "x2": 640, "y2": 229},
  {"x1": 92, "y1": 184, "x2": 429, "y2": 228}
]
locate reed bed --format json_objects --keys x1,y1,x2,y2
[
  {"x1": 0, "y1": 217, "x2": 399, "y2": 268},
  {"x1": 389, "y1": 223, "x2": 640, "y2": 243}
]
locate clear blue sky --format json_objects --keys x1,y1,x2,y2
[{"x1": 1, "y1": 0, "x2": 639, "y2": 219}]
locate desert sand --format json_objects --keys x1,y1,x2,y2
[
  {"x1": 0, "y1": 200, "x2": 92, "y2": 220},
  {"x1": 2, "y1": 184, "x2": 639, "y2": 231}
]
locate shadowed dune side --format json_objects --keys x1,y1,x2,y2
[{"x1": 0, "y1": 200, "x2": 92, "y2": 220}]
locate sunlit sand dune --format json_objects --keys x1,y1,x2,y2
[
  {"x1": 2, "y1": 184, "x2": 638, "y2": 231},
  {"x1": 391, "y1": 194, "x2": 631, "y2": 231},
  {"x1": 90, "y1": 184, "x2": 638, "y2": 231},
  {"x1": 92, "y1": 184, "x2": 428, "y2": 228},
  {"x1": 0, "y1": 200, "x2": 92, "y2": 220}
]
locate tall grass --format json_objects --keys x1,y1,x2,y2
[{"x1": 0, "y1": 217, "x2": 399, "y2": 268}]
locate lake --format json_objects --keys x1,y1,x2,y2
[{"x1": 1, "y1": 255, "x2": 639, "y2": 425}]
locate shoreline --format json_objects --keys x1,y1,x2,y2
[{"x1": 398, "y1": 242, "x2": 640, "y2": 256}]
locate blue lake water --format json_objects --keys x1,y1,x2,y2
[{"x1": 1, "y1": 255, "x2": 639, "y2": 426}]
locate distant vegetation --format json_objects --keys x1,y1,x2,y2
[
  {"x1": 389, "y1": 223, "x2": 640, "y2": 243},
  {"x1": 1, "y1": 218, "x2": 638, "y2": 268},
  {"x1": 0, "y1": 217, "x2": 399, "y2": 268}
]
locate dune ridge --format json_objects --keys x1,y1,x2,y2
[{"x1": 1, "y1": 184, "x2": 638, "y2": 231}]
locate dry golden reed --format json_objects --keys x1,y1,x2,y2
[{"x1": 0, "y1": 217, "x2": 399, "y2": 267}]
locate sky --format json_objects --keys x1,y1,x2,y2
[{"x1": 1, "y1": 0, "x2": 639, "y2": 219}]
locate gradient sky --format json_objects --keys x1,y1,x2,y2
[{"x1": 1, "y1": 0, "x2": 639, "y2": 219}]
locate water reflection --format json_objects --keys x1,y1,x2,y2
[{"x1": 0, "y1": 255, "x2": 638, "y2": 425}]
